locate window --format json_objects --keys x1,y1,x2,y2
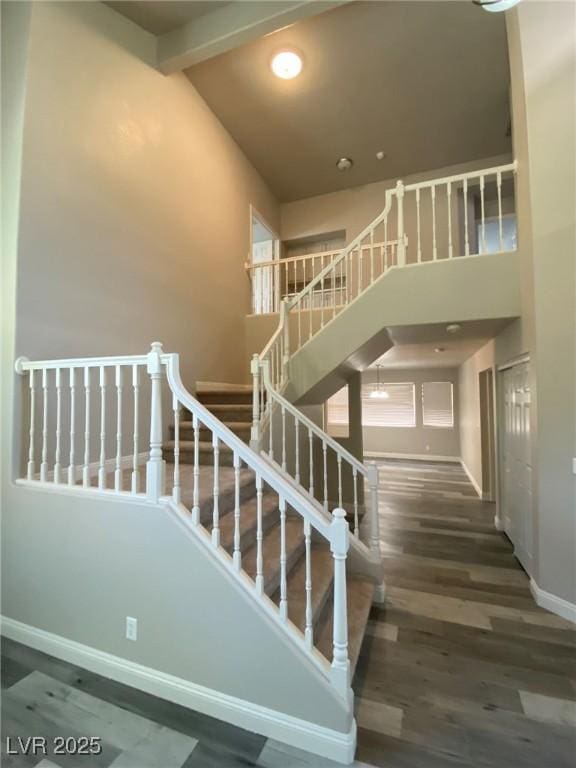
[
  {"x1": 326, "y1": 386, "x2": 349, "y2": 436},
  {"x1": 362, "y1": 382, "x2": 416, "y2": 428},
  {"x1": 422, "y1": 382, "x2": 454, "y2": 428}
]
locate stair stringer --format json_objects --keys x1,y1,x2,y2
[{"x1": 286, "y1": 250, "x2": 522, "y2": 405}]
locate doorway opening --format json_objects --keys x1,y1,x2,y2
[{"x1": 250, "y1": 207, "x2": 279, "y2": 315}]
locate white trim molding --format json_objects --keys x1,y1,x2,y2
[
  {"x1": 460, "y1": 459, "x2": 483, "y2": 498},
  {"x1": 0, "y1": 617, "x2": 357, "y2": 765},
  {"x1": 364, "y1": 451, "x2": 460, "y2": 463},
  {"x1": 529, "y1": 580, "x2": 576, "y2": 625}
]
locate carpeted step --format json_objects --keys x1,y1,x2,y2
[
  {"x1": 242, "y1": 517, "x2": 305, "y2": 597},
  {"x1": 278, "y1": 547, "x2": 334, "y2": 636},
  {"x1": 195, "y1": 382, "x2": 253, "y2": 406},
  {"x1": 315, "y1": 577, "x2": 375, "y2": 678},
  {"x1": 187, "y1": 403, "x2": 253, "y2": 423},
  {"x1": 163, "y1": 440, "x2": 236, "y2": 467},
  {"x1": 219, "y1": 491, "x2": 279, "y2": 555},
  {"x1": 169, "y1": 421, "x2": 251, "y2": 443}
]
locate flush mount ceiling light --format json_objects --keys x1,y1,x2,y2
[
  {"x1": 370, "y1": 364, "x2": 389, "y2": 399},
  {"x1": 472, "y1": 0, "x2": 522, "y2": 12},
  {"x1": 336, "y1": 157, "x2": 353, "y2": 172},
  {"x1": 434, "y1": 347, "x2": 446, "y2": 353},
  {"x1": 271, "y1": 50, "x2": 303, "y2": 80},
  {"x1": 446, "y1": 323, "x2": 462, "y2": 334}
]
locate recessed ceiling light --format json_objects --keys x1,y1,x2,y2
[
  {"x1": 376, "y1": 151, "x2": 386, "y2": 161},
  {"x1": 336, "y1": 157, "x2": 353, "y2": 172},
  {"x1": 446, "y1": 324, "x2": 462, "y2": 334},
  {"x1": 435, "y1": 347, "x2": 445, "y2": 353},
  {"x1": 271, "y1": 50, "x2": 303, "y2": 80}
]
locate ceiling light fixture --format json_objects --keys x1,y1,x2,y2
[
  {"x1": 370, "y1": 364, "x2": 389, "y2": 399},
  {"x1": 336, "y1": 157, "x2": 353, "y2": 172},
  {"x1": 376, "y1": 150, "x2": 386, "y2": 161},
  {"x1": 446, "y1": 323, "x2": 462, "y2": 334},
  {"x1": 435, "y1": 347, "x2": 445, "y2": 353},
  {"x1": 472, "y1": 0, "x2": 522, "y2": 12},
  {"x1": 271, "y1": 50, "x2": 303, "y2": 80}
]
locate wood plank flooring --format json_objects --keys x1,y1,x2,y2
[
  {"x1": 354, "y1": 459, "x2": 576, "y2": 768},
  {"x1": 2, "y1": 459, "x2": 574, "y2": 767}
]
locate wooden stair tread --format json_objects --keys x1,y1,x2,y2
[
  {"x1": 196, "y1": 382, "x2": 252, "y2": 394},
  {"x1": 203, "y1": 403, "x2": 252, "y2": 412},
  {"x1": 315, "y1": 578, "x2": 375, "y2": 677}
]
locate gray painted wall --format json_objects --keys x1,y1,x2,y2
[{"x1": 361, "y1": 368, "x2": 460, "y2": 459}]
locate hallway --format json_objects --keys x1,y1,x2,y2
[{"x1": 354, "y1": 459, "x2": 576, "y2": 767}]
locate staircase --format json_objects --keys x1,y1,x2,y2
[{"x1": 164, "y1": 381, "x2": 374, "y2": 677}]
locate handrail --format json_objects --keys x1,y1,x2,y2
[{"x1": 244, "y1": 241, "x2": 390, "y2": 272}]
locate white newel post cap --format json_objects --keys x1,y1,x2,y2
[
  {"x1": 14, "y1": 357, "x2": 29, "y2": 375},
  {"x1": 147, "y1": 342, "x2": 164, "y2": 373},
  {"x1": 330, "y1": 508, "x2": 350, "y2": 556}
]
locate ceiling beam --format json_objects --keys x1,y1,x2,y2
[{"x1": 157, "y1": 0, "x2": 349, "y2": 74}]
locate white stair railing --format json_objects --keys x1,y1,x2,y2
[
  {"x1": 15, "y1": 344, "x2": 353, "y2": 700},
  {"x1": 251, "y1": 161, "x2": 517, "y2": 563}
]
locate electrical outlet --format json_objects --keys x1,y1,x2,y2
[{"x1": 126, "y1": 617, "x2": 138, "y2": 641}]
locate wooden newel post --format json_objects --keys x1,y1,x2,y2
[
  {"x1": 146, "y1": 342, "x2": 165, "y2": 502},
  {"x1": 250, "y1": 354, "x2": 260, "y2": 451},
  {"x1": 396, "y1": 179, "x2": 406, "y2": 267},
  {"x1": 330, "y1": 508, "x2": 351, "y2": 698}
]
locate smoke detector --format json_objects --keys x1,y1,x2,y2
[{"x1": 336, "y1": 157, "x2": 353, "y2": 172}]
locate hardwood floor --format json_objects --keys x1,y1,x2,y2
[
  {"x1": 1, "y1": 459, "x2": 574, "y2": 767},
  {"x1": 353, "y1": 459, "x2": 576, "y2": 768}
]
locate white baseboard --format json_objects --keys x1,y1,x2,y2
[
  {"x1": 494, "y1": 515, "x2": 503, "y2": 531},
  {"x1": 529, "y1": 580, "x2": 576, "y2": 625},
  {"x1": 0, "y1": 617, "x2": 357, "y2": 764},
  {"x1": 364, "y1": 451, "x2": 460, "y2": 463},
  {"x1": 459, "y1": 459, "x2": 482, "y2": 498}
]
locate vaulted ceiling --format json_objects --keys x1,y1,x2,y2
[{"x1": 186, "y1": 1, "x2": 512, "y2": 201}]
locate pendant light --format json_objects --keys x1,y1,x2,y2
[{"x1": 370, "y1": 364, "x2": 389, "y2": 399}]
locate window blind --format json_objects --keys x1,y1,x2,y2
[
  {"x1": 362, "y1": 382, "x2": 416, "y2": 428},
  {"x1": 326, "y1": 386, "x2": 349, "y2": 426},
  {"x1": 422, "y1": 382, "x2": 454, "y2": 428}
]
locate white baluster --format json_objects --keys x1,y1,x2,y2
[
  {"x1": 367, "y1": 462, "x2": 381, "y2": 554},
  {"x1": 308, "y1": 429, "x2": 314, "y2": 496},
  {"x1": 98, "y1": 366, "x2": 106, "y2": 490},
  {"x1": 255, "y1": 473, "x2": 264, "y2": 595},
  {"x1": 281, "y1": 405, "x2": 287, "y2": 471},
  {"x1": 295, "y1": 419, "x2": 300, "y2": 484},
  {"x1": 233, "y1": 452, "x2": 242, "y2": 570},
  {"x1": 356, "y1": 246, "x2": 361, "y2": 297},
  {"x1": 145, "y1": 342, "x2": 165, "y2": 502},
  {"x1": 304, "y1": 518, "x2": 313, "y2": 648},
  {"x1": 396, "y1": 180, "x2": 406, "y2": 267},
  {"x1": 67, "y1": 368, "x2": 76, "y2": 485},
  {"x1": 330, "y1": 508, "x2": 350, "y2": 697},
  {"x1": 480, "y1": 174, "x2": 486, "y2": 254},
  {"x1": 172, "y1": 394, "x2": 181, "y2": 504},
  {"x1": 191, "y1": 413, "x2": 200, "y2": 524},
  {"x1": 268, "y1": 394, "x2": 274, "y2": 460},
  {"x1": 297, "y1": 293, "x2": 302, "y2": 349},
  {"x1": 53, "y1": 368, "x2": 62, "y2": 484},
  {"x1": 279, "y1": 496, "x2": 288, "y2": 622},
  {"x1": 320, "y1": 261, "x2": 325, "y2": 328},
  {"x1": 212, "y1": 433, "x2": 220, "y2": 547},
  {"x1": 370, "y1": 231, "x2": 374, "y2": 284},
  {"x1": 416, "y1": 187, "x2": 422, "y2": 262},
  {"x1": 40, "y1": 369, "x2": 48, "y2": 482},
  {"x1": 131, "y1": 364, "x2": 140, "y2": 494},
  {"x1": 82, "y1": 366, "x2": 90, "y2": 488},
  {"x1": 337, "y1": 454, "x2": 343, "y2": 509},
  {"x1": 447, "y1": 182, "x2": 453, "y2": 259},
  {"x1": 250, "y1": 355, "x2": 260, "y2": 451},
  {"x1": 497, "y1": 171, "x2": 503, "y2": 251},
  {"x1": 463, "y1": 178, "x2": 470, "y2": 256},
  {"x1": 322, "y1": 441, "x2": 328, "y2": 512},
  {"x1": 353, "y1": 468, "x2": 359, "y2": 537},
  {"x1": 26, "y1": 369, "x2": 36, "y2": 480},
  {"x1": 431, "y1": 185, "x2": 437, "y2": 260},
  {"x1": 114, "y1": 365, "x2": 123, "y2": 492}
]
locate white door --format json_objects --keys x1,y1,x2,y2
[{"x1": 500, "y1": 360, "x2": 533, "y2": 572}]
